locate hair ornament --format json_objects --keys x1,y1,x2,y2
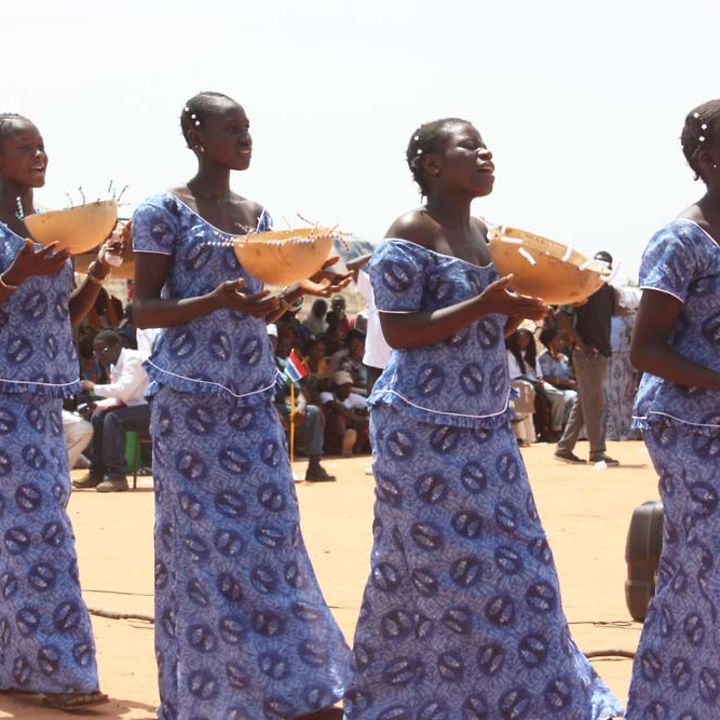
[
  {"x1": 184, "y1": 106, "x2": 190, "y2": 113},
  {"x1": 702, "y1": 124, "x2": 708, "y2": 130},
  {"x1": 700, "y1": 136, "x2": 706, "y2": 143},
  {"x1": 191, "y1": 114, "x2": 197, "y2": 120},
  {"x1": 416, "y1": 149, "x2": 423, "y2": 155},
  {"x1": 414, "y1": 135, "x2": 420, "y2": 142},
  {"x1": 194, "y1": 121, "x2": 201, "y2": 127},
  {"x1": 694, "y1": 112, "x2": 701, "y2": 119}
]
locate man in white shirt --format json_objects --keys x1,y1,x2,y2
[
  {"x1": 354, "y1": 265, "x2": 391, "y2": 392},
  {"x1": 72, "y1": 330, "x2": 150, "y2": 493},
  {"x1": 320, "y1": 371, "x2": 370, "y2": 457}
]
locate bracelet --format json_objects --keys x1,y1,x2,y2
[
  {"x1": 86, "y1": 261, "x2": 110, "y2": 285},
  {"x1": 0, "y1": 273, "x2": 18, "y2": 291}
]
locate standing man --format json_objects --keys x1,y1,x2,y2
[
  {"x1": 554, "y1": 251, "x2": 623, "y2": 466},
  {"x1": 72, "y1": 330, "x2": 150, "y2": 492}
]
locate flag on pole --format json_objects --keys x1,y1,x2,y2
[{"x1": 284, "y1": 349, "x2": 309, "y2": 384}]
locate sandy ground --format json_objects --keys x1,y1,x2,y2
[{"x1": 0, "y1": 440, "x2": 659, "y2": 718}]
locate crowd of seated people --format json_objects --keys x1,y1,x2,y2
[
  {"x1": 271, "y1": 295, "x2": 373, "y2": 474},
  {"x1": 506, "y1": 325, "x2": 577, "y2": 445}
]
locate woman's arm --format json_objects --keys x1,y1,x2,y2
[
  {"x1": 630, "y1": 289, "x2": 720, "y2": 389},
  {"x1": 380, "y1": 275, "x2": 547, "y2": 349},
  {"x1": 133, "y1": 253, "x2": 279, "y2": 329},
  {"x1": 0, "y1": 240, "x2": 69, "y2": 306}
]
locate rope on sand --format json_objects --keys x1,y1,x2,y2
[
  {"x1": 585, "y1": 649, "x2": 635, "y2": 659},
  {"x1": 88, "y1": 607, "x2": 154, "y2": 623}
]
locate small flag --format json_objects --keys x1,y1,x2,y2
[{"x1": 284, "y1": 349, "x2": 309, "y2": 384}]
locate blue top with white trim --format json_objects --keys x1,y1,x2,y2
[
  {"x1": 634, "y1": 219, "x2": 720, "y2": 431},
  {"x1": 368, "y1": 238, "x2": 511, "y2": 427},
  {"x1": 132, "y1": 192, "x2": 278, "y2": 403},
  {"x1": 0, "y1": 223, "x2": 79, "y2": 397}
]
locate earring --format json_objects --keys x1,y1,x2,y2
[{"x1": 196, "y1": 144, "x2": 205, "y2": 154}]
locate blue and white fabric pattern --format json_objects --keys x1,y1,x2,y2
[
  {"x1": 627, "y1": 218, "x2": 720, "y2": 718},
  {"x1": 626, "y1": 419, "x2": 720, "y2": 719},
  {"x1": 345, "y1": 406, "x2": 624, "y2": 720},
  {"x1": 0, "y1": 393, "x2": 98, "y2": 693},
  {"x1": 0, "y1": 224, "x2": 79, "y2": 397},
  {"x1": 346, "y1": 239, "x2": 623, "y2": 719},
  {"x1": 633, "y1": 219, "x2": 720, "y2": 431},
  {"x1": 368, "y1": 239, "x2": 511, "y2": 428},
  {"x1": 151, "y1": 386, "x2": 350, "y2": 720},
  {"x1": 131, "y1": 193, "x2": 277, "y2": 403}
]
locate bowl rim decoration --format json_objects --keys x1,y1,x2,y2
[
  {"x1": 231, "y1": 225, "x2": 341, "y2": 285},
  {"x1": 488, "y1": 224, "x2": 612, "y2": 305},
  {"x1": 24, "y1": 200, "x2": 119, "y2": 256}
]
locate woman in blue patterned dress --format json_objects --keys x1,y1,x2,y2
[
  {"x1": 626, "y1": 100, "x2": 720, "y2": 719},
  {"x1": 0, "y1": 113, "x2": 120, "y2": 708},
  {"x1": 344, "y1": 118, "x2": 624, "y2": 720},
  {"x1": 132, "y1": 92, "x2": 351, "y2": 720}
]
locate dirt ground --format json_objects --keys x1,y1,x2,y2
[{"x1": 0, "y1": 440, "x2": 659, "y2": 719}]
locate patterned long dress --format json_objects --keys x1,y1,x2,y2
[
  {"x1": 0, "y1": 224, "x2": 99, "y2": 693},
  {"x1": 627, "y1": 219, "x2": 720, "y2": 719},
  {"x1": 132, "y1": 193, "x2": 350, "y2": 720},
  {"x1": 344, "y1": 239, "x2": 623, "y2": 720}
]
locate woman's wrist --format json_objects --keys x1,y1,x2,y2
[
  {"x1": 86, "y1": 260, "x2": 110, "y2": 285},
  {"x1": 0, "y1": 272, "x2": 19, "y2": 291}
]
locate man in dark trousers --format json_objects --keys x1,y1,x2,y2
[{"x1": 554, "y1": 251, "x2": 624, "y2": 466}]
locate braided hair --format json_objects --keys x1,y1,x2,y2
[
  {"x1": 180, "y1": 91, "x2": 236, "y2": 148},
  {"x1": 0, "y1": 113, "x2": 31, "y2": 148},
  {"x1": 406, "y1": 117, "x2": 470, "y2": 196},
  {"x1": 680, "y1": 99, "x2": 720, "y2": 181}
]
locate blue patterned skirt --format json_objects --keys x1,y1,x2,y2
[
  {"x1": 627, "y1": 420, "x2": 720, "y2": 719},
  {"x1": 0, "y1": 393, "x2": 99, "y2": 693},
  {"x1": 151, "y1": 386, "x2": 351, "y2": 720},
  {"x1": 345, "y1": 405, "x2": 623, "y2": 720}
]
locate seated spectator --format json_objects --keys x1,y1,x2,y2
[
  {"x1": 277, "y1": 296, "x2": 312, "y2": 346},
  {"x1": 353, "y1": 309, "x2": 368, "y2": 335},
  {"x1": 506, "y1": 328, "x2": 574, "y2": 443},
  {"x1": 320, "y1": 371, "x2": 370, "y2": 457},
  {"x1": 269, "y1": 325, "x2": 335, "y2": 482},
  {"x1": 303, "y1": 299, "x2": 329, "y2": 337},
  {"x1": 326, "y1": 295, "x2": 350, "y2": 339},
  {"x1": 304, "y1": 338, "x2": 330, "y2": 401},
  {"x1": 328, "y1": 329, "x2": 368, "y2": 395},
  {"x1": 538, "y1": 327, "x2": 577, "y2": 391},
  {"x1": 62, "y1": 409, "x2": 93, "y2": 470},
  {"x1": 72, "y1": 330, "x2": 150, "y2": 493}
]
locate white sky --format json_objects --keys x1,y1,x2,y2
[{"x1": 3, "y1": 0, "x2": 719, "y2": 283}]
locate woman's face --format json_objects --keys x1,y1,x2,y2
[
  {"x1": 518, "y1": 331, "x2": 531, "y2": 351},
  {"x1": 194, "y1": 100, "x2": 252, "y2": 172},
  {"x1": 0, "y1": 119, "x2": 48, "y2": 188},
  {"x1": 430, "y1": 122, "x2": 494, "y2": 198}
]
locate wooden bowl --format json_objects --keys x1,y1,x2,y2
[
  {"x1": 233, "y1": 228, "x2": 335, "y2": 285},
  {"x1": 488, "y1": 225, "x2": 610, "y2": 305},
  {"x1": 25, "y1": 201, "x2": 118, "y2": 255}
]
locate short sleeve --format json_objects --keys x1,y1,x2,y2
[
  {"x1": 639, "y1": 222, "x2": 709, "y2": 303},
  {"x1": 369, "y1": 239, "x2": 428, "y2": 313},
  {"x1": 132, "y1": 200, "x2": 179, "y2": 256}
]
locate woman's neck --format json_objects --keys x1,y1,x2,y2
[
  {"x1": 0, "y1": 180, "x2": 34, "y2": 224},
  {"x1": 187, "y1": 162, "x2": 232, "y2": 200},
  {"x1": 424, "y1": 190, "x2": 473, "y2": 231}
]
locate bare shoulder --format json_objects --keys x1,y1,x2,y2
[
  {"x1": 384, "y1": 208, "x2": 436, "y2": 248},
  {"x1": 231, "y1": 194, "x2": 265, "y2": 223},
  {"x1": 472, "y1": 216, "x2": 490, "y2": 241}
]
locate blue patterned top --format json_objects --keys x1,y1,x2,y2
[
  {"x1": 0, "y1": 224, "x2": 79, "y2": 397},
  {"x1": 368, "y1": 239, "x2": 510, "y2": 427},
  {"x1": 634, "y1": 219, "x2": 720, "y2": 431},
  {"x1": 131, "y1": 192, "x2": 277, "y2": 403}
]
